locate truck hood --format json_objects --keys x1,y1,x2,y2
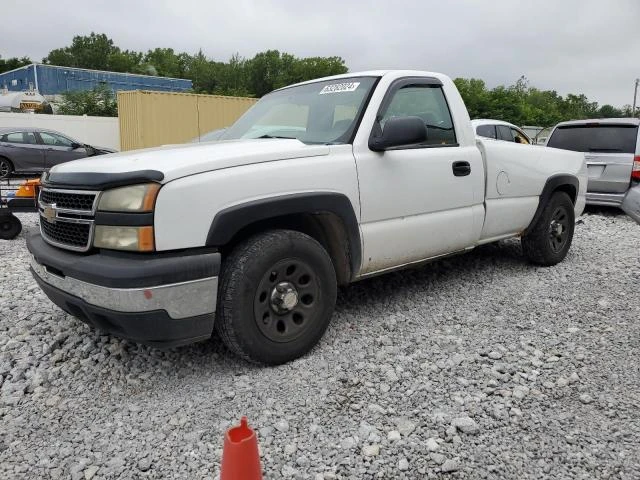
[{"x1": 50, "y1": 139, "x2": 330, "y2": 183}]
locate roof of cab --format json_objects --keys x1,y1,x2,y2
[{"x1": 273, "y1": 70, "x2": 450, "y2": 92}]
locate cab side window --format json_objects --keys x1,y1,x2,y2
[
  {"x1": 476, "y1": 125, "x2": 496, "y2": 139},
  {"x1": 496, "y1": 125, "x2": 514, "y2": 142},
  {"x1": 380, "y1": 85, "x2": 456, "y2": 146}
]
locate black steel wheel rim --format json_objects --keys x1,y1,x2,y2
[
  {"x1": 548, "y1": 206, "x2": 569, "y2": 253},
  {"x1": 253, "y1": 258, "x2": 321, "y2": 343},
  {"x1": 0, "y1": 161, "x2": 9, "y2": 177}
]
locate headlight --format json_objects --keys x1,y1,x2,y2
[
  {"x1": 98, "y1": 183, "x2": 160, "y2": 212},
  {"x1": 94, "y1": 226, "x2": 155, "y2": 252}
]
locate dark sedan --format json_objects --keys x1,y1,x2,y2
[{"x1": 0, "y1": 127, "x2": 116, "y2": 179}]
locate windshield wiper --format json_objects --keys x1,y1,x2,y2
[
  {"x1": 588, "y1": 148, "x2": 622, "y2": 152},
  {"x1": 256, "y1": 134, "x2": 296, "y2": 139}
]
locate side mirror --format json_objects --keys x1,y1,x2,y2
[
  {"x1": 71, "y1": 142, "x2": 82, "y2": 149},
  {"x1": 369, "y1": 116, "x2": 427, "y2": 151}
]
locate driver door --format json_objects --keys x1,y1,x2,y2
[
  {"x1": 353, "y1": 79, "x2": 484, "y2": 275},
  {"x1": 37, "y1": 131, "x2": 87, "y2": 168}
]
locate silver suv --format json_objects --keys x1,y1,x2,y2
[{"x1": 547, "y1": 118, "x2": 640, "y2": 207}]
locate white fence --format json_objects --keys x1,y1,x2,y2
[{"x1": 0, "y1": 112, "x2": 120, "y2": 151}]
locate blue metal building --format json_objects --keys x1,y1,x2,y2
[{"x1": 0, "y1": 64, "x2": 192, "y2": 96}]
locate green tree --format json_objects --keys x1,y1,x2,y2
[
  {"x1": 43, "y1": 33, "x2": 117, "y2": 70},
  {"x1": 143, "y1": 48, "x2": 182, "y2": 78},
  {"x1": 107, "y1": 50, "x2": 143, "y2": 73},
  {"x1": 243, "y1": 50, "x2": 348, "y2": 97},
  {"x1": 621, "y1": 105, "x2": 640, "y2": 118},
  {"x1": 246, "y1": 50, "x2": 286, "y2": 97},
  {"x1": 0, "y1": 55, "x2": 32, "y2": 74},
  {"x1": 57, "y1": 85, "x2": 118, "y2": 117},
  {"x1": 290, "y1": 56, "x2": 348, "y2": 83},
  {"x1": 454, "y1": 75, "x2": 633, "y2": 127},
  {"x1": 183, "y1": 50, "x2": 218, "y2": 93},
  {"x1": 36, "y1": 33, "x2": 351, "y2": 97},
  {"x1": 597, "y1": 104, "x2": 623, "y2": 118},
  {"x1": 43, "y1": 47, "x2": 75, "y2": 67},
  {"x1": 453, "y1": 78, "x2": 492, "y2": 118},
  {"x1": 209, "y1": 53, "x2": 251, "y2": 96}
]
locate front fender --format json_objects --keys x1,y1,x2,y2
[{"x1": 206, "y1": 192, "x2": 362, "y2": 275}]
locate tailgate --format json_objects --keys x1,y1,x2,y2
[{"x1": 584, "y1": 152, "x2": 634, "y2": 193}]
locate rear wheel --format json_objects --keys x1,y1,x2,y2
[
  {"x1": 0, "y1": 213, "x2": 22, "y2": 240},
  {"x1": 522, "y1": 191, "x2": 575, "y2": 266},
  {"x1": 0, "y1": 158, "x2": 12, "y2": 179},
  {"x1": 216, "y1": 230, "x2": 337, "y2": 365}
]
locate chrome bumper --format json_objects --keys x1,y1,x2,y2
[{"x1": 30, "y1": 256, "x2": 217, "y2": 320}]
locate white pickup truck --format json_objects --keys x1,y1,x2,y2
[{"x1": 27, "y1": 70, "x2": 587, "y2": 364}]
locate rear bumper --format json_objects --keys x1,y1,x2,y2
[
  {"x1": 27, "y1": 233, "x2": 220, "y2": 348},
  {"x1": 586, "y1": 191, "x2": 625, "y2": 207}
]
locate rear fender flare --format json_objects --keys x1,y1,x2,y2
[{"x1": 525, "y1": 174, "x2": 579, "y2": 233}]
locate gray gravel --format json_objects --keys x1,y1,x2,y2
[{"x1": 1, "y1": 209, "x2": 639, "y2": 479}]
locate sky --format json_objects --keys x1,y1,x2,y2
[{"x1": 1, "y1": 0, "x2": 639, "y2": 107}]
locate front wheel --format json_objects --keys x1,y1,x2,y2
[
  {"x1": 522, "y1": 191, "x2": 575, "y2": 266},
  {"x1": 216, "y1": 230, "x2": 337, "y2": 365}
]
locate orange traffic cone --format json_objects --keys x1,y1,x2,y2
[{"x1": 220, "y1": 416, "x2": 263, "y2": 480}]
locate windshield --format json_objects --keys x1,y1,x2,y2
[
  {"x1": 547, "y1": 124, "x2": 638, "y2": 153},
  {"x1": 219, "y1": 77, "x2": 378, "y2": 144}
]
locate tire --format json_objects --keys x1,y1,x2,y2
[
  {"x1": 522, "y1": 191, "x2": 575, "y2": 266},
  {"x1": 0, "y1": 213, "x2": 22, "y2": 240},
  {"x1": 0, "y1": 158, "x2": 13, "y2": 180},
  {"x1": 216, "y1": 229, "x2": 337, "y2": 365}
]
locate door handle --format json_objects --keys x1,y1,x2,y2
[{"x1": 452, "y1": 161, "x2": 471, "y2": 176}]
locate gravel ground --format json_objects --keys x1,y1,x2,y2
[{"x1": 1, "y1": 210, "x2": 639, "y2": 479}]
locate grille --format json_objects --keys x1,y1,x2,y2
[
  {"x1": 40, "y1": 218, "x2": 91, "y2": 249},
  {"x1": 40, "y1": 189, "x2": 96, "y2": 211}
]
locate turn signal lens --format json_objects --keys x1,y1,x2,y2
[{"x1": 137, "y1": 226, "x2": 155, "y2": 252}]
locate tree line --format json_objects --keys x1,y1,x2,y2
[
  {"x1": 41, "y1": 33, "x2": 348, "y2": 98},
  {"x1": 1, "y1": 33, "x2": 637, "y2": 123},
  {"x1": 454, "y1": 76, "x2": 638, "y2": 128}
]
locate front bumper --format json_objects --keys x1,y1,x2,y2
[{"x1": 27, "y1": 233, "x2": 220, "y2": 348}]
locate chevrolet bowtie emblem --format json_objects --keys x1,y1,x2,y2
[{"x1": 42, "y1": 204, "x2": 57, "y2": 223}]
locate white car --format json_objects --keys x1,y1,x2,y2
[
  {"x1": 471, "y1": 119, "x2": 533, "y2": 144},
  {"x1": 28, "y1": 70, "x2": 587, "y2": 364}
]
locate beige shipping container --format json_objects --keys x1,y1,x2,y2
[{"x1": 117, "y1": 90, "x2": 257, "y2": 151}]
